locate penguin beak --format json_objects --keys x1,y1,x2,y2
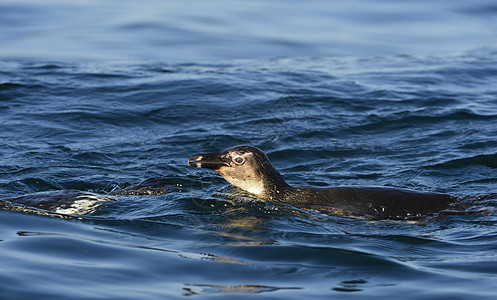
[{"x1": 188, "y1": 152, "x2": 231, "y2": 170}]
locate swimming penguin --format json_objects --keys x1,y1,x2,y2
[
  {"x1": 1, "y1": 190, "x2": 115, "y2": 215},
  {"x1": 0, "y1": 176, "x2": 172, "y2": 216},
  {"x1": 188, "y1": 145, "x2": 457, "y2": 219}
]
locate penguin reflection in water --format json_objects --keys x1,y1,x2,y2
[{"x1": 188, "y1": 145, "x2": 461, "y2": 220}]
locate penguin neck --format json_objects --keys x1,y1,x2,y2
[{"x1": 258, "y1": 167, "x2": 295, "y2": 201}]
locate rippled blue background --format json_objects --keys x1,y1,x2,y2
[
  {"x1": 1, "y1": 0, "x2": 496, "y2": 61},
  {"x1": 1, "y1": 0, "x2": 497, "y2": 299}
]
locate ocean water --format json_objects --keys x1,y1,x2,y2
[{"x1": 1, "y1": 0, "x2": 497, "y2": 299}]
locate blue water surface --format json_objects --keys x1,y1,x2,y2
[{"x1": 1, "y1": 0, "x2": 497, "y2": 299}]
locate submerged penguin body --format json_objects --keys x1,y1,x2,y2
[
  {"x1": 287, "y1": 186, "x2": 454, "y2": 219},
  {"x1": 188, "y1": 145, "x2": 456, "y2": 219}
]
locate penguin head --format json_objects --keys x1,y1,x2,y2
[{"x1": 188, "y1": 145, "x2": 287, "y2": 197}]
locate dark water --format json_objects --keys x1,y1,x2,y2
[{"x1": 1, "y1": 1, "x2": 497, "y2": 299}]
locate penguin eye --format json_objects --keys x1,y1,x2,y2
[{"x1": 232, "y1": 155, "x2": 245, "y2": 165}]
